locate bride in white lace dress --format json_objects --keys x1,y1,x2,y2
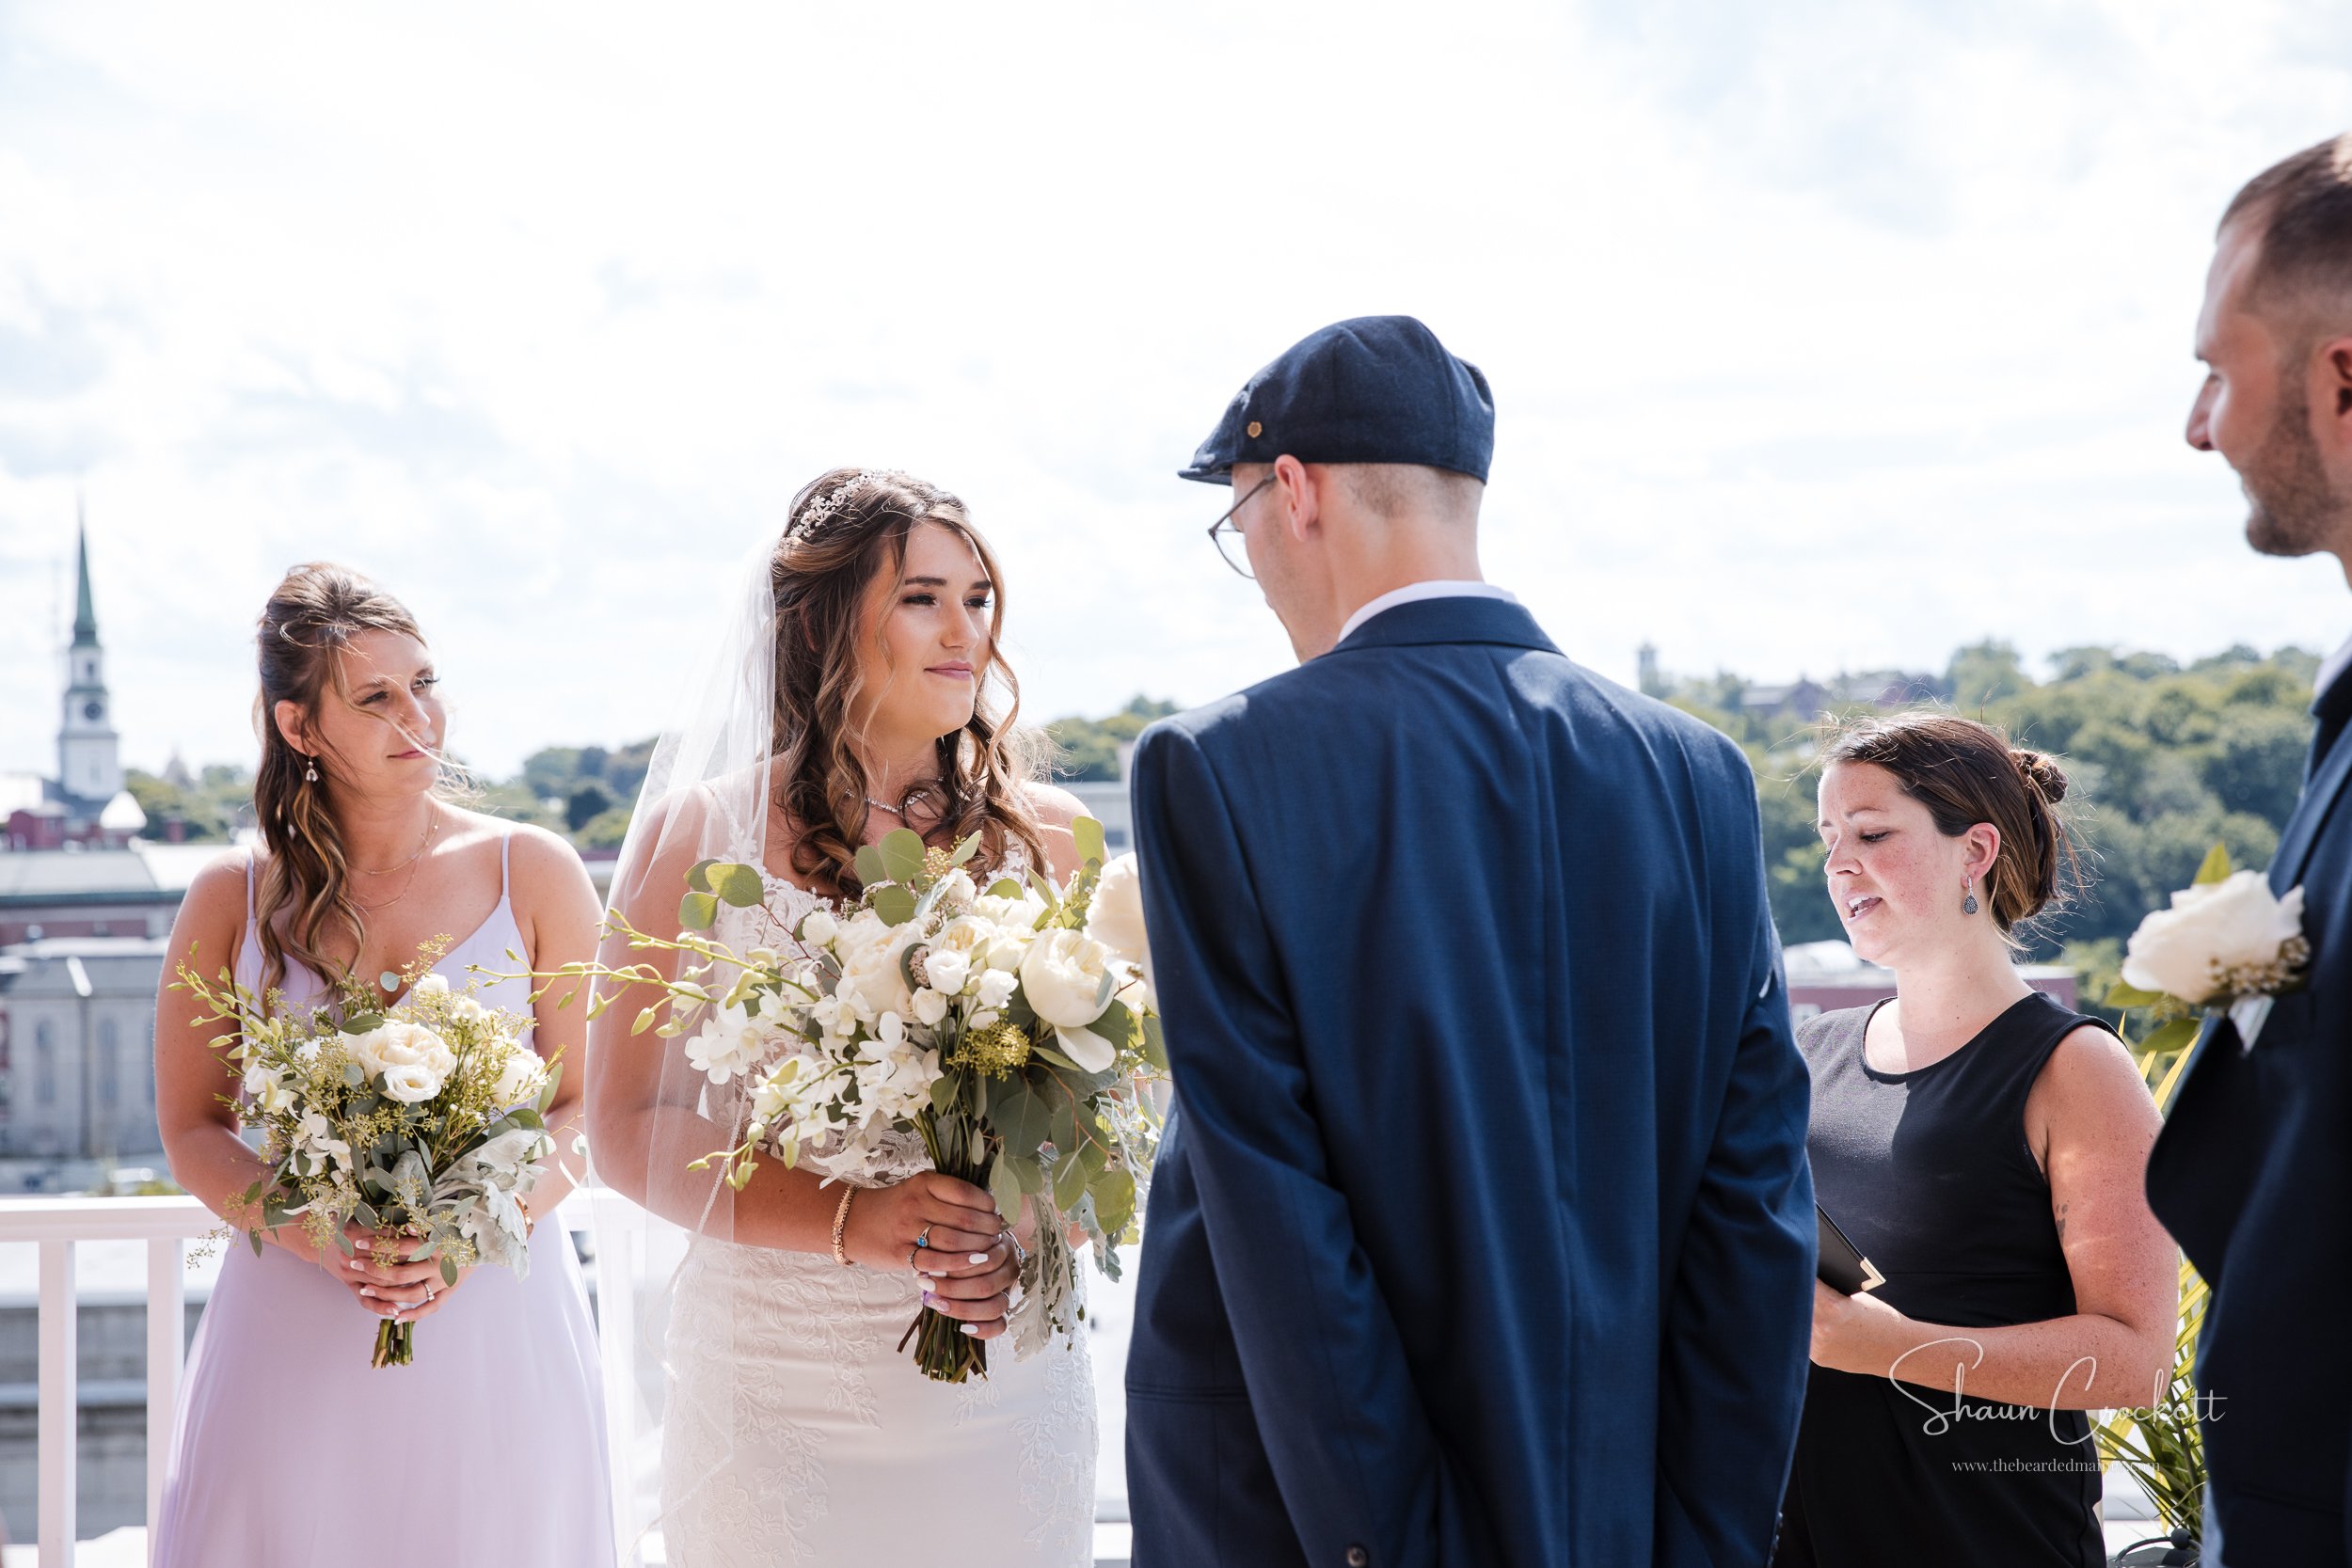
[{"x1": 587, "y1": 469, "x2": 1099, "y2": 1566}]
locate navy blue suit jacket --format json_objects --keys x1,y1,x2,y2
[
  {"x1": 1122, "y1": 596, "x2": 1817, "y2": 1568},
  {"x1": 2147, "y1": 666, "x2": 2352, "y2": 1567}
]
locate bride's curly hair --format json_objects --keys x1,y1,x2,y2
[{"x1": 771, "y1": 467, "x2": 1048, "y2": 895}]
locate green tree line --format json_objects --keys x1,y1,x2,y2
[{"x1": 1668, "y1": 640, "x2": 2318, "y2": 1011}]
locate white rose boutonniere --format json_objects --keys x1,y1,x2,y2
[{"x1": 2114, "y1": 845, "x2": 2310, "y2": 1054}]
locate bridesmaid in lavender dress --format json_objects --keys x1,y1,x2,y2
[{"x1": 151, "y1": 563, "x2": 613, "y2": 1567}]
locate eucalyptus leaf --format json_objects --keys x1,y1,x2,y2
[
  {"x1": 378, "y1": 971, "x2": 402, "y2": 992},
  {"x1": 880, "y1": 828, "x2": 929, "y2": 885},
  {"x1": 711, "y1": 863, "x2": 767, "y2": 909},
  {"x1": 854, "y1": 844, "x2": 888, "y2": 888},
  {"x1": 440, "y1": 1257, "x2": 459, "y2": 1288},
  {"x1": 986, "y1": 878, "x2": 1024, "y2": 899},
  {"x1": 678, "y1": 890, "x2": 720, "y2": 929},
  {"x1": 1012, "y1": 1153, "x2": 1048, "y2": 1194},
  {"x1": 949, "y1": 832, "x2": 982, "y2": 867},
  {"x1": 988, "y1": 1159, "x2": 1025, "y2": 1226},
  {"x1": 686, "y1": 859, "x2": 718, "y2": 894},
  {"x1": 342, "y1": 1014, "x2": 384, "y2": 1035},
  {"x1": 1051, "y1": 1149, "x2": 1089, "y2": 1212},
  {"x1": 1073, "y1": 816, "x2": 1106, "y2": 866},
  {"x1": 2142, "y1": 1016, "x2": 2203, "y2": 1057},
  {"x1": 2106, "y1": 981, "x2": 2169, "y2": 1009},
  {"x1": 871, "y1": 884, "x2": 917, "y2": 927}
]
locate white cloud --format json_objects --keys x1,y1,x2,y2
[{"x1": 1, "y1": 0, "x2": 2346, "y2": 781}]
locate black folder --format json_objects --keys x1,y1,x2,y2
[{"x1": 1817, "y1": 1202, "x2": 1885, "y2": 1295}]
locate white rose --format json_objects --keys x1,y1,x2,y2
[
  {"x1": 800, "y1": 910, "x2": 838, "y2": 946},
  {"x1": 492, "y1": 1048, "x2": 546, "y2": 1107},
  {"x1": 936, "y1": 868, "x2": 977, "y2": 909},
  {"x1": 2122, "y1": 871, "x2": 2307, "y2": 1006},
  {"x1": 912, "y1": 988, "x2": 950, "y2": 1027},
  {"x1": 1086, "y1": 853, "x2": 1150, "y2": 964},
  {"x1": 974, "y1": 968, "x2": 1019, "y2": 1010},
  {"x1": 923, "y1": 950, "x2": 973, "y2": 996},
  {"x1": 380, "y1": 1062, "x2": 444, "y2": 1103},
  {"x1": 1020, "y1": 929, "x2": 1115, "y2": 1029},
  {"x1": 355, "y1": 1020, "x2": 457, "y2": 1080}
]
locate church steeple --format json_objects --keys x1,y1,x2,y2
[
  {"x1": 72, "y1": 505, "x2": 99, "y2": 649},
  {"x1": 58, "y1": 505, "x2": 122, "y2": 806}
]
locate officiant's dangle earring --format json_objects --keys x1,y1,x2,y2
[{"x1": 1962, "y1": 879, "x2": 1979, "y2": 916}]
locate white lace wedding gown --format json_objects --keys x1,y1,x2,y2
[{"x1": 659, "y1": 870, "x2": 1098, "y2": 1567}]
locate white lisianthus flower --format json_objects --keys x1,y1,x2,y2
[
  {"x1": 1086, "y1": 854, "x2": 1150, "y2": 965},
  {"x1": 912, "y1": 988, "x2": 950, "y2": 1027},
  {"x1": 923, "y1": 950, "x2": 973, "y2": 997},
  {"x1": 380, "y1": 1062, "x2": 445, "y2": 1102},
  {"x1": 974, "y1": 968, "x2": 1019, "y2": 1011},
  {"x1": 974, "y1": 891, "x2": 1048, "y2": 931},
  {"x1": 686, "y1": 1001, "x2": 766, "y2": 1085},
  {"x1": 2122, "y1": 872, "x2": 2308, "y2": 1006},
  {"x1": 800, "y1": 909, "x2": 838, "y2": 946}
]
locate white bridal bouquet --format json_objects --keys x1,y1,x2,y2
[
  {"x1": 571, "y1": 819, "x2": 1164, "y2": 1384},
  {"x1": 174, "y1": 944, "x2": 564, "y2": 1368},
  {"x1": 2112, "y1": 844, "x2": 2311, "y2": 1055}
]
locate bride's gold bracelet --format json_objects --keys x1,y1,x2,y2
[{"x1": 831, "y1": 1185, "x2": 856, "y2": 1266}]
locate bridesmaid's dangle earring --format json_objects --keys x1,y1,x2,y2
[
  {"x1": 303, "y1": 754, "x2": 319, "y2": 784},
  {"x1": 1962, "y1": 879, "x2": 1979, "y2": 916}
]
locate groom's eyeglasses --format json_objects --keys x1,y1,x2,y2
[{"x1": 1206, "y1": 476, "x2": 1275, "y2": 580}]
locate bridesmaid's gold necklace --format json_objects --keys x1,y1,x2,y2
[{"x1": 353, "y1": 812, "x2": 442, "y2": 912}]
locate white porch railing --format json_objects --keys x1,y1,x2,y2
[{"x1": 0, "y1": 1188, "x2": 644, "y2": 1568}]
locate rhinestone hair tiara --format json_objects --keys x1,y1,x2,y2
[{"x1": 784, "y1": 468, "x2": 909, "y2": 546}]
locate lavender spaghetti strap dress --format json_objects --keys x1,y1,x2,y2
[{"x1": 151, "y1": 836, "x2": 614, "y2": 1567}]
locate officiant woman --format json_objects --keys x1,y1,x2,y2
[{"x1": 1775, "y1": 712, "x2": 2175, "y2": 1568}]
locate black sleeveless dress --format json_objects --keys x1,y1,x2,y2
[{"x1": 1775, "y1": 991, "x2": 2111, "y2": 1568}]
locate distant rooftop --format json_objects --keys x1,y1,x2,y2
[{"x1": 0, "y1": 841, "x2": 223, "y2": 902}]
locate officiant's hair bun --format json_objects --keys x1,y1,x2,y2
[
  {"x1": 2012, "y1": 748, "x2": 2070, "y2": 805},
  {"x1": 1820, "y1": 712, "x2": 2079, "y2": 942}
]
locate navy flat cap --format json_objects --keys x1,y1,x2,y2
[{"x1": 1178, "y1": 315, "x2": 1494, "y2": 486}]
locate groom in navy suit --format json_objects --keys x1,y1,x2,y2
[
  {"x1": 2147, "y1": 135, "x2": 2352, "y2": 1568},
  {"x1": 1123, "y1": 316, "x2": 1817, "y2": 1567}
]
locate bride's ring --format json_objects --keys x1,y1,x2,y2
[{"x1": 914, "y1": 1224, "x2": 933, "y2": 1250}]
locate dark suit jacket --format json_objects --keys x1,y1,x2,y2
[
  {"x1": 2147, "y1": 664, "x2": 2352, "y2": 1567},
  {"x1": 1122, "y1": 595, "x2": 1817, "y2": 1568}
]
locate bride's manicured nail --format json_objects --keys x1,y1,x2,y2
[
  {"x1": 360, "y1": 1287, "x2": 376, "y2": 1297},
  {"x1": 922, "y1": 1291, "x2": 937, "y2": 1306},
  {"x1": 960, "y1": 1323, "x2": 981, "y2": 1337},
  {"x1": 969, "y1": 1253, "x2": 990, "y2": 1265}
]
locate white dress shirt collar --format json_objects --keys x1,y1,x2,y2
[
  {"x1": 2318, "y1": 631, "x2": 2352, "y2": 701},
  {"x1": 1335, "y1": 580, "x2": 1519, "y2": 646}
]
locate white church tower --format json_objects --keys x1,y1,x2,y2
[{"x1": 57, "y1": 515, "x2": 122, "y2": 806}]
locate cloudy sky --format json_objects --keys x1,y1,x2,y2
[{"x1": 3, "y1": 0, "x2": 2349, "y2": 782}]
